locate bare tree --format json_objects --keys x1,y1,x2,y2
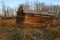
[
  {"x1": 2, "y1": 1, "x2": 7, "y2": 18},
  {"x1": 34, "y1": 1, "x2": 47, "y2": 13},
  {"x1": 48, "y1": 5, "x2": 60, "y2": 18}
]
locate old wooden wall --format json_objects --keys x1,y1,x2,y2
[
  {"x1": 16, "y1": 12, "x2": 54, "y2": 28},
  {"x1": 16, "y1": 5, "x2": 54, "y2": 28}
]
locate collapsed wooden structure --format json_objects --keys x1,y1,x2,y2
[{"x1": 16, "y1": 5, "x2": 54, "y2": 28}]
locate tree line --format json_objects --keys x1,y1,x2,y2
[
  {"x1": 0, "y1": 2, "x2": 16, "y2": 19},
  {"x1": 27, "y1": 1, "x2": 60, "y2": 18},
  {"x1": 0, "y1": 1, "x2": 60, "y2": 19}
]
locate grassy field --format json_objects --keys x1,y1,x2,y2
[
  {"x1": 0, "y1": 27, "x2": 60, "y2": 40},
  {"x1": 0, "y1": 19, "x2": 16, "y2": 26},
  {"x1": 0, "y1": 24, "x2": 60, "y2": 40},
  {"x1": 0, "y1": 19, "x2": 60, "y2": 40}
]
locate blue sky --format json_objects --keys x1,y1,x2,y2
[{"x1": 0, "y1": 0, "x2": 60, "y2": 9}]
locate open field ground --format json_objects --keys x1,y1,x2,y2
[
  {"x1": 0, "y1": 25, "x2": 60, "y2": 40},
  {"x1": 0, "y1": 19, "x2": 60, "y2": 40}
]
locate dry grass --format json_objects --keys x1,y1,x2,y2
[
  {"x1": 0, "y1": 26, "x2": 60, "y2": 40},
  {"x1": 0, "y1": 18, "x2": 16, "y2": 26},
  {"x1": 0, "y1": 18, "x2": 60, "y2": 40}
]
